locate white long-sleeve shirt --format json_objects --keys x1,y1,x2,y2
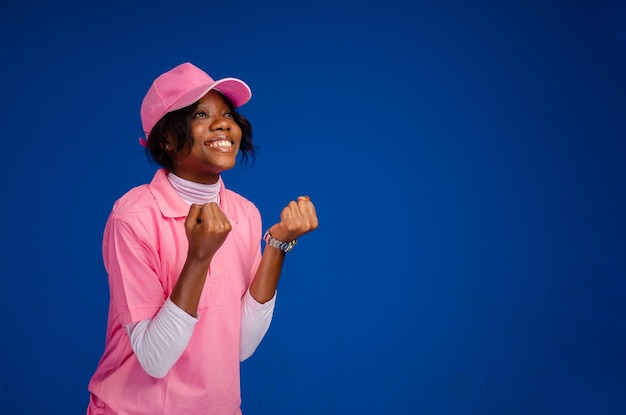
[
  {"x1": 126, "y1": 290, "x2": 275, "y2": 378},
  {"x1": 125, "y1": 173, "x2": 276, "y2": 378}
]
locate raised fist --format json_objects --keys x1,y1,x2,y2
[
  {"x1": 268, "y1": 196, "x2": 319, "y2": 243},
  {"x1": 184, "y1": 202, "x2": 232, "y2": 260}
]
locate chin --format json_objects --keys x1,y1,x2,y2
[{"x1": 215, "y1": 161, "x2": 237, "y2": 171}]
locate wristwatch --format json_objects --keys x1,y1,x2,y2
[{"x1": 263, "y1": 230, "x2": 298, "y2": 253}]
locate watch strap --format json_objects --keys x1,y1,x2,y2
[{"x1": 264, "y1": 230, "x2": 297, "y2": 253}]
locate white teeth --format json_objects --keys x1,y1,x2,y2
[{"x1": 208, "y1": 140, "x2": 233, "y2": 148}]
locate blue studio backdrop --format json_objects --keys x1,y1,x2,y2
[{"x1": 1, "y1": 1, "x2": 625, "y2": 414}]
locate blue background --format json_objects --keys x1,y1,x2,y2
[{"x1": 1, "y1": 0, "x2": 625, "y2": 414}]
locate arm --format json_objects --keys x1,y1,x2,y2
[
  {"x1": 240, "y1": 289, "x2": 276, "y2": 361},
  {"x1": 127, "y1": 298, "x2": 197, "y2": 378},
  {"x1": 128, "y1": 202, "x2": 232, "y2": 377},
  {"x1": 238, "y1": 196, "x2": 318, "y2": 360},
  {"x1": 249, "y1": 195, "x2": 318, "y2": 303},
  {"x1": 170, "y1": 202, "x2": 232, "y2": 316}
]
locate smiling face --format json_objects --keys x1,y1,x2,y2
[{"x1": 166, "y1": 90, "x2": 243, "y2": 184}]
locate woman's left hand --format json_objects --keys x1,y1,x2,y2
[{"x1": 268, "y1": 196, "x2": 319, "y2": 242}]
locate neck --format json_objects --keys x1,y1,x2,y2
[{"x1": 167, "y1": 171, "x2": 221, "y2": 205}]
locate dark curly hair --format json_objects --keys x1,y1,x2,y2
[{"x1": 145, "y1": 92, "x2": 255, "y2": 170}]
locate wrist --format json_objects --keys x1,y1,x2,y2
[
  {"x1": 268, "y1": 224, "x2": 291, "y2": 242},
  {"x1": 185, "y1": 250, "x2": 214, "y2": 266},
  {"x1": 263, "y1": 229, "x2": 297, "y2": 253}
]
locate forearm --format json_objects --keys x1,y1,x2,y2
[
  {"x1": 170, "y1": 255, "x2": 212, "y2": 316},
  {"x1": 249, "y1": 245, "x2": 285, "y2": 304},
  {"x1": 240, "y1": 289, "x2": 276, "y2": 361},
  {"x1": 249, "y1": 196, "x2": 317, "y2": 302},
  {"x1": 127, "y1": 298, "x2": 197, "y2": 378},
  {"x1": 173, "y1": 201, "x2": 231, "y2": 316}
]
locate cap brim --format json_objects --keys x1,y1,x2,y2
[{"x1": 169, "y1": 78, "x2": 252, "y2": 112}]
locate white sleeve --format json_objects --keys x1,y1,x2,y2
[
  {"x1": 240, "y1": 289, "x2": 276, "y2": 362},
  {"x1": 126, "y1": 297, "x2": 197, "y2": 378}
]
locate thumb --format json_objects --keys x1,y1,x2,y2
[{"x1": 185, "y1": 204, "x2": 202, "y2": 228}]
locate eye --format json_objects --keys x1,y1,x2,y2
[
  {"x1": 193, "y1": 111, "x2": 207, "y2": 118},
  {"x1": 224, "y1": 111, "x2": 234, "y2": 118}
]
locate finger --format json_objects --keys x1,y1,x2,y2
[
  {"x1": 202, "y1": 202, "x2": 232, "y2": 231},
  {"x1": 198, "y1": 203, "x2": 215, "y2": 225},
  {"x1": 296, "y1": 196, "x2": 313, "y2": 210},
  {"x1": 300, "y1": 200, "x2": 318, "y2": 226},
  {"x1": 280, "y1": 202, "x2": 296, "y2": 223},
  {"x1": 200, "y1": 202, "x2": 219, "y2": 219},
  {"x1": 285, "y1": 200, "x2": 304, "y2": 221},
  {"x1": 296, "y1": 196, "x2": 317, "y2": 219},
  {"x1": 186, "y1": 204, "x2": 203, "y2": 225}
]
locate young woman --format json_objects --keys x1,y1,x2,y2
[{"x1": 87, "y1": 62, "x2": 318, "y2": 414}]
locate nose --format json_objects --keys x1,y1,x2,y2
[{"x1": 210, "y1": 115, "x2": 232, "y2": 131}]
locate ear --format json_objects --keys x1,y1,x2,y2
[{"x1": 161, "y1": 133, "x2": 176, "y2": 152}]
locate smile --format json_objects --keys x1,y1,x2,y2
[{"x1": 207, "y1": 139, "x2": 234, "y2": 148}]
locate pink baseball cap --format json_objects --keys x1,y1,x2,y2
[{"x1": 139, "y1": 62, "x2": 252, "y2": 147}]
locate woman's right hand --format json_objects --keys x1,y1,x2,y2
[{"x1": 184, "y1": 203, "x2": 232, "y2": 262}]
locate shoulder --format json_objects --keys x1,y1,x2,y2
[
  {"x1": 223, "y1": 186, "x2": 260, "y2": 215},
  {"x1": 110, "y1": 184, "x2": 156, "y2": 218},
  {"x1": 103, "y1": 183, "x2": 165, "y2": 242},
  {"x1": 109, "y1": 170, "x2": 175, "y2": 220},
  {"x1": 224, "y1": 187, "x2": 255, "y2": 207}
]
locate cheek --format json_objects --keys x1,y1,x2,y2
[{"x1": 190, "y1": 123, "x2": 204, "y2": 140}]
